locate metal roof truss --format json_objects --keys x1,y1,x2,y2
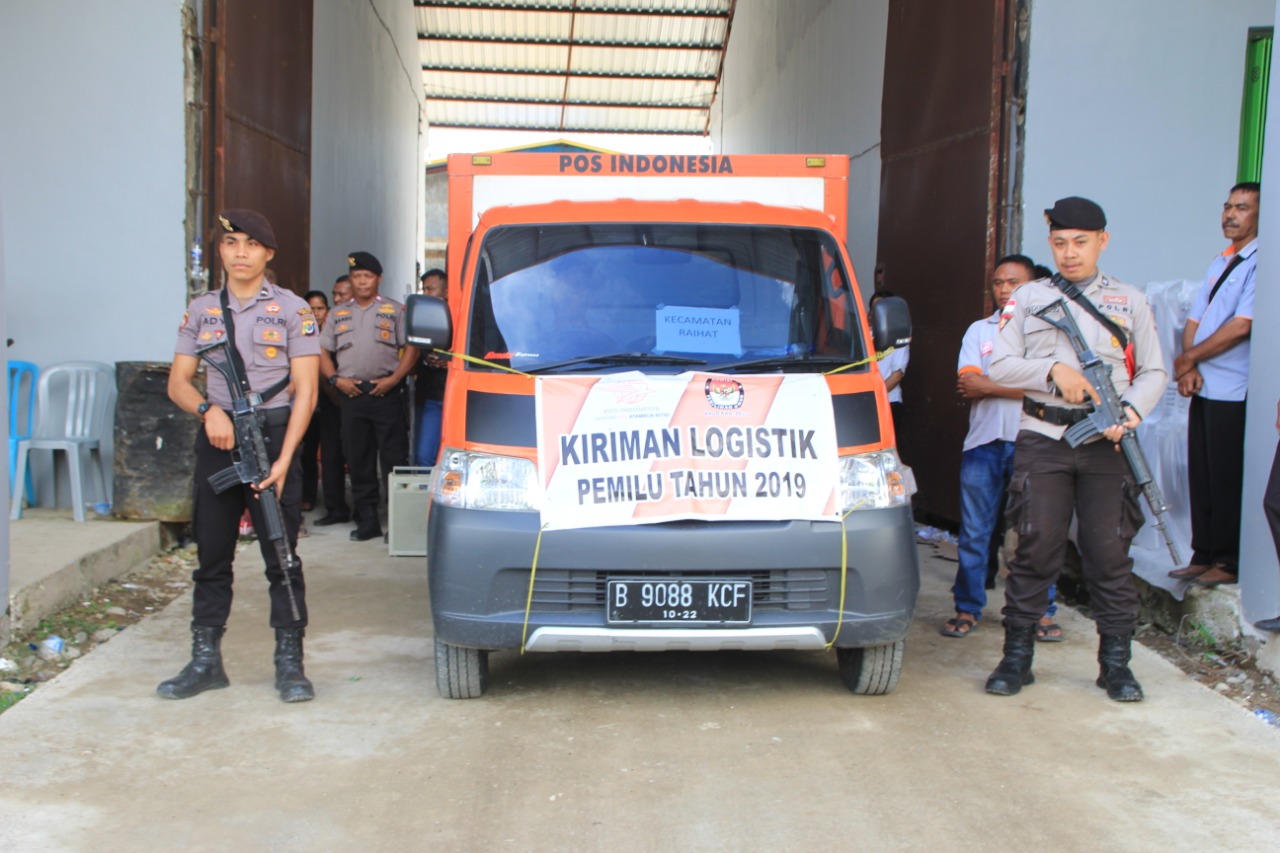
[{"x1": 416, "y1": 0, "x2": 735, "y2": 135}]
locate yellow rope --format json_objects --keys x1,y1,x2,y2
[
  {"x1": 433, "y1": 348, "x2": 534, "y2": 377},
  {"x1": 825, "y1": 502, "x2": 866, "y2": 650},
  {"x1": 520, "y1": 510, "x2": 866, "y2": 653},
  {"x1": 822, "y1": 345, "x2": 895, "y2": 376},
  {"x1": 520, "y1": 523, "x2": 549, "y2": 654},
  {"x1": 434, "y1": 346, "x2": 890, "y2": 379},
  {"x1": 821, "y1": 344, "x2": 896, "y2": 646}
]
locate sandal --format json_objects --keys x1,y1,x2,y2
[
  {"x1": 1036, "y1": 619, "x2": 1064, "y2": 642},
  {"x1": 941, "y1": 613, "x2": 978, "y2": 638}
]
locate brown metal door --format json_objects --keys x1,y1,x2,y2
[
  {"x1": 878, "y1": 0, "x2": 1021, "y2": 523},
  {"x1": 204, "y1": 0, "x2": 313, "y2": 295}
]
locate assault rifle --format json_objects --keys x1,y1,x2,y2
[
  {"x1": 196, "y1": 338, "x2": 302, "y2": 620},
  {"x1": 1030, "y1": 297, "x2": 1182, "y2": 566}
]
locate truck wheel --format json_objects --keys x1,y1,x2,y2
[
  {"x1": 837, "y1": 640, "x2": 904, "y2": 695},
  {"x1": 434, "y1": 637, "x2": 489, "y2": 699}
]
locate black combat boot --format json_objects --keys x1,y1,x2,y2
[
  {"x1": 1097, "y1": 633, "x2": 1144, "y2": 702},
  {"x1": 157, "y1": 623, "x2": 229, "y2": 699},
  {"x1": 985, "y1": 623, "x2": 1037, "y2": 696},
  {"x1": 274, "y1": 628, "x2": 315, "y2": 703}
]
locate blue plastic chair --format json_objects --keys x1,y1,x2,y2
[
  {"x1": 10, "y1": 361, "x2": 115, "y2": 523},
  {"x1": 7, "y1": 360, "x2": 38, "y2": 503}
]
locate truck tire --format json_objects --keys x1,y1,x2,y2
[
  {"x1": 434, "y1": 637, "x2": 489, "y2": 699},
  {"x1": 837, "y1": 640, "x2": 904, "y2": 695}
]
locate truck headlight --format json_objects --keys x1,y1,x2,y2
[
  {"x1": 432, "y1": 449, "x2": 541, "y2": 511},
  {"x1": 838, "y1": 449, "x2": 917, "y2": 511}
]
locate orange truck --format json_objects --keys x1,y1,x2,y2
[{"x1": 406, "y1": 153, "x2": 918, "y2": 698}]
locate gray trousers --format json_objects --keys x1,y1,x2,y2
[{"x1": 1002, "y1": 431, "x2": 1145, "y2": 635}]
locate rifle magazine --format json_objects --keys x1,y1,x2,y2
[{"x1": 208, "y1": 466, "x2": 246, "y2": 494}]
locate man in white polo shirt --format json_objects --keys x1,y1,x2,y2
[
  {"x1": 1170, "y1": 182, "x2": 1259, "y2": 588},
  {"x1": 942, "y1": 255, "x2": 1061, "y2": 640}
]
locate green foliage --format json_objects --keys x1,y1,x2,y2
[{"x1": 1189, "y1": 621, "x2": 1217, "y2": 649}]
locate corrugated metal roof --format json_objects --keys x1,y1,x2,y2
[
  {"x1": 425, "y1": 138, "x2": 619, "y2": 172},
  {"x1": 416, "y1": 0, "x2": 735, "y2": 135}
]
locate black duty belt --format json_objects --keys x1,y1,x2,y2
[
  {"x1": 1023, "y1": 397, "x2": 1090, "y2": 427},
  {"x1": 218, "y1": 407, "x2": 292, "y2": 426}
]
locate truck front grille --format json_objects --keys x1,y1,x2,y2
[{"x1": 530, "y1": 569, "x2": 828, "y2": 612}]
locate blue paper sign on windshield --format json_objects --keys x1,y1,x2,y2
[{"x1": 655, "y1": 306, "x2": 742, "y2": 355}]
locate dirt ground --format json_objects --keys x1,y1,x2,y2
[
  {"x1": 0, "y1": 545, "x2": 196, "y2": 711},
  {"x1": 1136, "y1": 626, "x2": 1280, "y2": 719}
]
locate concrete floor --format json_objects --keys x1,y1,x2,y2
[{"x1": 2, "y1": 519, "x2": 1279, "y2": 851}]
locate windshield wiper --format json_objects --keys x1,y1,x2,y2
[
  {"x1": 527, "y1": 352, "x2": 708, "y2": 374},
  {"x1": 705, "y1": 354, "x2": 862, "y2": 373}
]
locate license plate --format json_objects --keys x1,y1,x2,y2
[{"x1": 606, "y1": 579, "x2": 752, "y2": 624}]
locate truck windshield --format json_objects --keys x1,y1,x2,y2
[{"x1": 467, "y1": 223, "x2": 866, "y2": 373}]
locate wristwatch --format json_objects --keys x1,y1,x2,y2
[
  {"x1": 196, "y1": 401, "x2": 212, "y2": 418},
  {"x1": 328, "y1": 375, "x2": 340, "y2": 386}
]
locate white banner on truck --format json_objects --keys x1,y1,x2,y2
[
  {"x1": 535, "y1": 371, "x2": 839, "y2": 530},
  {"x1": 472, "y1": 176, "x2": 827, "y2": 228}
]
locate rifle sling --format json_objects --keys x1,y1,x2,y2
[
  {"x1": 1053, "y1": 275, "x2": 1127, "y2": 349},
  {"x1": 219, "y1": 286, "x2": 290, "y2": 404}
]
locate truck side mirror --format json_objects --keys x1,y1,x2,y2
[
  {"x1": 405, "y1": 294, "x2": 453, "y2": 349},
  {"x1": 870, "y1": 296, "x2": 912, "y2": 352}
]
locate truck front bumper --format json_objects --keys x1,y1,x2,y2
[{"x1": 427, "y1": 504, "x2": 919, "y2": 652}]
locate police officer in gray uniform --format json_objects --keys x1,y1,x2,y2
[
  {"x1": 162, "y1": 209, "x2": 320, "y2": 703},
  {"x1": 985, "y1": 197, "x2": 1168, "y2": 702},
  {"x1": 319, "y1": 252, "x2": 418, "y2": 541}
]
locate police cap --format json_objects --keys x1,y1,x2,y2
[
  {"x1": 347, "y1": 251, "x2": 382, "y2": 275},
  {"x1": 216, "y1": 208, "x2": 278, "y2": 249},
  {"x1": 1044, "y1": 196, "x2": 1107, "y2": 231}
]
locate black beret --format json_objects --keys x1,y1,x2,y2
[
  {"x1": 1044, "y1": 196, "x2": 1107, "y2": 231},
  {"x1": 217, "y1": 209, "x2": 278, "y2": 249},
  {"x1": 347, "y1": 251, "x2": 382, "y2": 275}
]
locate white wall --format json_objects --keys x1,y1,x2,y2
[
  {"x1": 710, "y1": 0, "x2": 889, "y2": 285},
  {"x1": 0, "y1": 0, "x2": 188, "y2": 367},
  {"x1": 1020, "y1": 0, "x2": 1274, "y2": 282},
  {"x1": 1, "y1": 176, "x2": 10, "y2": 642},
  {"x1": 1244, "y1": 0, "x2": 1280, "y2": 651},
  {"x1": 311, "y1": 0, "x2": 426, "y2": 301}
]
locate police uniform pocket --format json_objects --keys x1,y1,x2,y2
[
  {"x1": 1005, "y1": 472, "x2": 1031, "y2": 535},
  {"x1": 374, "y1": 323, "x2": 398, "y2": 348},
  {"x1": 251, "y1": 326, "x2": 287, "y2": 367},
  {"x1": 1023, "y1": 315, "x2": 1058, "y2": 357},
  {"x1": 1118, "y1": 478, "x2": 1146, "y2": 540},
  {"x1": 333, "y1": 323, "x2": 354, "y2": 352}
]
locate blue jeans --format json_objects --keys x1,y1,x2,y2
[
  {"x1": 954, "y1": 439, "x2": 1056, "y2": 618},
  {"x1": 414, "y1": 399, "x2": 444, "y2": 467}
]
